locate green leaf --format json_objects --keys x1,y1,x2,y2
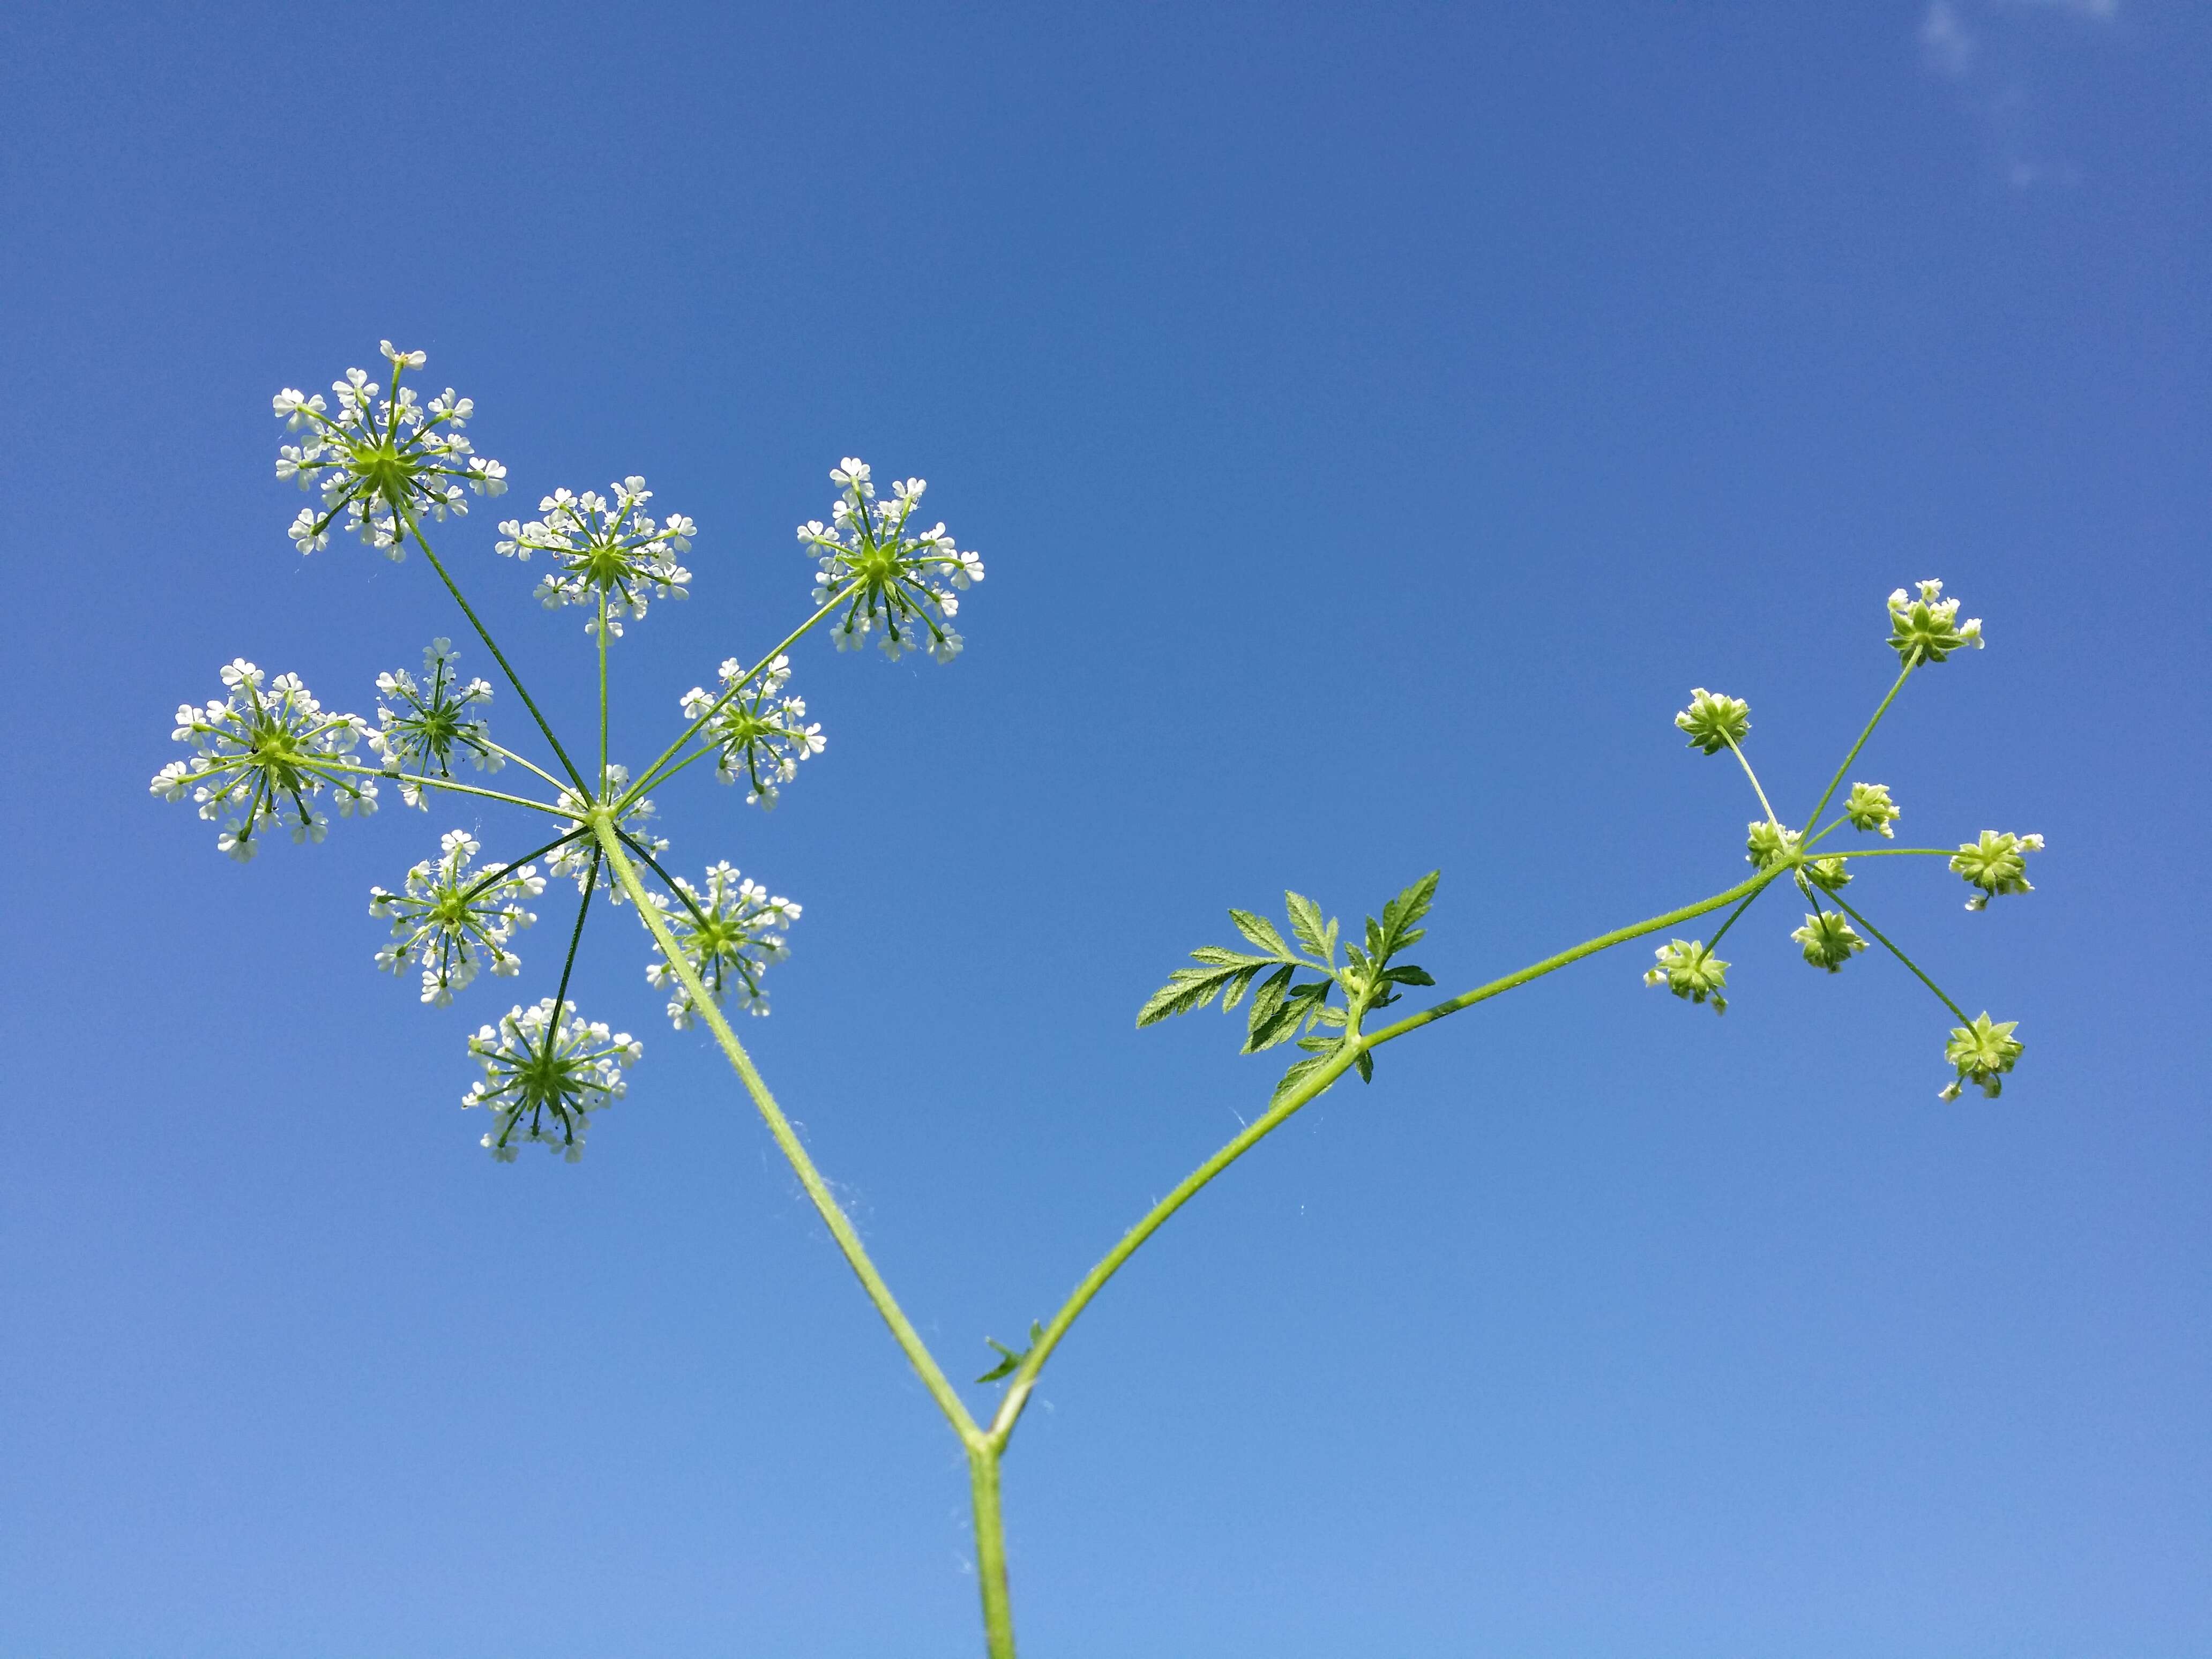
[
  {"x1": 1190, "y1": 945, "x2": 1271, "y2": 968},
  {"x1": 1355, "y1": 1048, "x2": 1374, "y2": 1083},
  {"x1": 1229, "y1": 908, "x2": 1291, "y2": 958},
  {"x1": 1270, "y1": 1052, "x2": 1334, "y2": 1107},
  {"x1": 1388, "y1": 871, "x2": 1439, "y2": 939},
  {"x1": 974, "y1": 1320, "x2": 1044, "y2": 1384},
  {"x1": 1137, "y1": 965, "x2": 1239, "y2": 1025},
  {"x1": 1218, "y1": 963, "x2": 1267, "y2": 1012},
  {"x1": 1249, "y1": 978, "x2": 1327, "y2": 1052},
  {"x1": 1284, "y1": 891, "x2": 1329, "y2": 958},
  {"x1": 1381, "y1": 964, "x2": 1436, "y2": 987},
  {"x1": 1244, "y1": 965, "x2": 1295, "y2": 1046}
]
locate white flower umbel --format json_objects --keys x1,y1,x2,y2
[
  {"x1": 496, "y1": 477, "x2": 693, "y2": 638},
  {"x1": 151, "y1": 659, "x2": 376, "y2": 861},
  {"x1": 679, "y1": 654, "x2": 825, "y2": 807},
  {"x1": 370, "y1": 829, "x2": 545, "y2": 1005},
  {"x1": 798, "y1": 461, "x2": 983, "y2": 661},
  {"x1": 274, "y1": 342, "x2": 506, "y2": 560},
  {"x1": 548, "y1": 765, "x2": 667, "y2": 899},
  {"x1": 1886, "y1": 579, "x2": 1983, "y2": 665},
  {"x1": 368, "y1": 638, "x2": 501, "y2": 808},
  {"x1": 462, "y1": 997, "x2": 640, "y2": 1162},
  {"x1": 645, "y1": 862, "x2": 802, "y2": 1027},
  {"x1": 1745, "y1": 820, "x2": 1802, "y2": 871}
]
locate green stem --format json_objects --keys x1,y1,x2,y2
[
  {"x1": 1704, "y1": 884, "x2": 1765, "y2": 950},
  {"x1": 597, "y1": 591, "x2": 609, "y2": 793},
  {"x1": 1366, "y1": 869, "x2": 1780, "y2": 1045},
  {"x1": 987, "y1": 868, "x2": 1780, "y2": 1449},
  {"x1": 593, "y1": 827, "x2": 980, "y2": 1444},
  {"x1": 1824, "y1": 892, "x2": 1971, "y2": 1025},
  {"x1": 325, "y1": 763, "x2": 571, "y2": 819},
  {"x1": 1802, "y1": 655, "x2": 1916, "y2": 830},
  {"x1": 481, "y1": 743, "x2": 571, "y2": 795},
  {"x1": 986, "y1": 1038, "x2": 1365, "y2": 1447},
  {"x1": 1724, "y1": 736, "x2": 1783, "y2": 828},
  {"x1": 969, "y1": 1445, "x2": 1018, "y2": 1659},
  {"x1": 403, "y1": 509, "x2": 590, "y2": 794}
]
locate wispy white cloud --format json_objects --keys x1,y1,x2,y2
[
  {"x1": 1917, "y1": 0, "x2": 2120, "y2": 188},
  {"x1": 1921, "y1": 1, "x2": 1978, "y2": 78}
]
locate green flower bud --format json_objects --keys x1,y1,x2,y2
[
  {"x1": 1675, "y1": 688, "x2": 1751, "y2": 755},
  {"x1": 1842, "y1": 781, "x2": 1900, "y2": 838},
  {"x1": 1746, "y1": 820, "x2": 1802, "y2": 871},
  {"x1": 1886, "y1": 578, "x2": 1984, "y2": 666},
  {"x1": 1644, "y1": 938, "x2": 1728, "y2": 1013},
  {"x1": 1938, "y1": 1012, "x2": 2023, "y2": 1100},
  {"x1": 1791, "y1": 910, "x2": 1866, "y2": 973},
  {"x1": 1805, "y1": 856, "x2": 1852, "y2": 892},
  {"x1": 1951, "y1": 829, "x2": 2044, "y2": 910}
]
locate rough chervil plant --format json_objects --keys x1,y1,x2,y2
[{"x1": 153, "y1": 344, "x2": 2047, "y2": 1658}]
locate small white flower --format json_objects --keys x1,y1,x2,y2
[
  {"x1": 496, "y1": 477, "x2": 692, "y2": 636},
  {"x1": 646, "y1": 862, "x2": 802, "y2": 1027},
  {"x1": 271, "y1": 346, "x2": 500, "y2": 559},
  {"x1": 679, "y1": 654, "x2": 825, "y2": 807},
  {"x1": 369, "y1": 828, "x2": 544, "y2": 1005},
  {"x1": 152, "y1": 660, "x2": 375, "y2": 859},
  {"x1": 462, "y1": 997, "x2": 640, "y2": 1162},
  {"x1": 799, "y1": 457, "x2": 982, "y2": 661}
]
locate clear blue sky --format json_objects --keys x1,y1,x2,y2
[{"x1": 3, "y1": 3, "x2": 2206, "y2": 1655}]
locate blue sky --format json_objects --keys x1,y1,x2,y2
[{"x1": 2, "y1": 3, "x2": 2206, "y2": 1655}]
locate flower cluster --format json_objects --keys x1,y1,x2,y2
[
  {"x1": 1842, "y1": 782, "x2": 1901, "y2": 838},
  {"x1": 368, "y1": 639, "x2": 500, "y2": 807},
  {"x1": 1940, "y1": 1013, "x2": 2024, "y2": 1101},
  {"x1": 274, "y1": 342, "x2": 506, "y2": 559},
  {"x1": 1951, "y1": 830, "x2": 2044, "y2": 910},
  {"x1": 798, "y1": 461, "x2": 983, "y2": 661},
  {"x1": 645, "y1": 862, "x2": 803, "y2": 1026},
  {"x1": 463, "y1": 997, "x2": 641, "y2": 1162},
  {"x1": 1746, "y1": 820, "x2": 1802, "y2": 871},
  {"x1": 151, "y1": 661, "x2": 376, "y2": 860},
  {"x1": 1887, "y1": 579, "x2": 1983, "y2": 666},
  {"x1": 1791, "y1": 910, "x2": 1866, "y2": 972},
  {"x1": 1675, "y1": 688, "x2": 1751, "y2": 755},
  {"x1": 496, "y1": 477, "x2": 694, "y2": 637},
  {"x1": 548, "y1": 765, "x2": 667, "y2": 900},
  {"x1": 369, "y1": 830, "x2": 544, "y2": 1005},
  {"x1": 678, "y1": 655, "x2": 825, "y2": 806},
  {"x1": 1645, "y1": 939, "x2": 1729, "y2": 1013}
]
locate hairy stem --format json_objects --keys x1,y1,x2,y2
[
  {"x1": 969, "y1": 1445, "x2": 1018, "y2": 1659},
  {"x1": 593, "y1": 827, "x2": 979, "y2": 1443}
]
